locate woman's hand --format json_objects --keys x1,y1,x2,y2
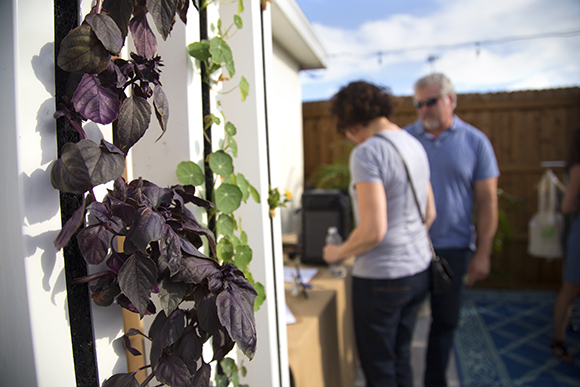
[{"x1": 323, "y1": 243, "x2": 343, "y2": 264}]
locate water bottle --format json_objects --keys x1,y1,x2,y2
[{"x1": 326, "y1": 226, "x2": 346, "y2": 278}]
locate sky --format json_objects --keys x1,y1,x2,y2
[{"x1": 294, "y1": 0, "x2": 580, "y2": 101}]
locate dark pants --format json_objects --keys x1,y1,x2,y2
[
  {"x1": 424, "y1": 248, "x2": 471, "y2": 387},
  {"x1": 353, "y1": 269, "x2": 429, "y2": 387}
]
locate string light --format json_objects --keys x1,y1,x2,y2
[{"x1": 325, "y1": 29, "x2": 580, "y2": 61}]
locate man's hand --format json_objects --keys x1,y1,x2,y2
[{"x1": 466, "y1": 250, "x2": 490, "y2": 287}]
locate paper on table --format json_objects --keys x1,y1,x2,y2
[
  {"x1": 286, "y1": 304, "x2": 296, "y2": 324},
  {"x1": 284, "y1": 267, "x2": 318, "y2": 283}
]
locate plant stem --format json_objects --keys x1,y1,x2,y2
[
  {"x1": 70, "y1": 270, "x2": 112, "y2": 285},
  {"x1": 96, "y1": 0, "x2": 102, "y2": 14}
]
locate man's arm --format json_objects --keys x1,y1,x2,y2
[{"x1": 467, "y1": 177, "x2": 498, "y2": 286}]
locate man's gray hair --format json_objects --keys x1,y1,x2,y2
[{"x1": 414, "y1": 73, "x2": 456, "y2": 98}]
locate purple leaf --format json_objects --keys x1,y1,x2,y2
[
  {"x1": 124, "y1": 207, "x2": 164, "y2": 253},
  {"x1": 114, "y1": 95, "x2": 152, "y2": 153},
  {"x1": 102, "y1": 373, "x2": 140, "y2": 387},
  {"x1": 106, "y1": 250, "x2": 130, "y2": 274},
  {"x1": 107, "y1": 196, "x2": 135, "y2": 226},
  {"x1": 193, "y1": 287, "x2": 220, "y2": 336},
  {"x1": 159, "y1": 273, "x2": 187, "y2": 315},
  {"x1": 154, "y1": 354, "x2": 192, "y2": 387},
  {"x1": 211, "y1": 326, "x2": 235, "y2": 362},
  {"x1": 80, "y1": 138, "x2": 126, "y2": 186},
  {"x1": 54, "y1": 195, "x2": 86, "y2": 250},
  {"x1": 117, "y1": 294, "x2": 157, "y2": 315},
  {"x1": 51, "y1": 139, "x2": 125, "y2": 194},
  {"x1": 50, "y1": 142, "x2": 93, "y2": 194},
  {"x1": 72, "y1": 74, "x2": 120, "y2": 124},
  {"x1": 85, "y1": 13, "x2": 123, "y2": 55},
  {"x1": 176, "y1": 0, "x2": 189, "y2": 24},
  {"x1": 191, "y1": 362, "x2": 211, "y2": 387},
  {"x1": 102, "y1": 0, "x2": 133, "y2": 40},
  {"x1": 122, "y1": 335, "x2": 142, "y2": 356},
  {"x1": 90, "y1": 283, "x2": 121, "y2": 307},
  {"x1": 118, "y1": 254, "x2": 157, "y2": 318},
  {"x1": 141, "y1": 181, "x2": 172, "y2": 207},
  {"x1": 77, "y1": 224, "x2": 111, "y2": 265},
  {"x1": 57, "y1": 24, "x2": 111, "y2": 74},
  {"x1": 159, "y1": 225, "x2": 182, "y2": 275},
  {"x1": 217, "y1": 282, "x2": 257, "y2": 359},
  {"x1": 173, "y1": 256, "x2": 220, "y2": 284},
  {"x1": 129, "y1": 11, "x2": 158, "y2": 59},
  {"x1": 149, "y1": 309, "x2": 186, "y2": 366},
  {"x1": 153, "y1": 85, "x2": 169, "y2": 138},
  {"x1": 148, "y1": 0, "x2": 179, "y2": 41},
  {"x1": 172, "y1": 326, "x2": 202, "y2": 375}
]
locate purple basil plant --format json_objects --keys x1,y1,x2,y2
[{"x1": 51, "y1": 1, "x2": 257, "y2": 385}]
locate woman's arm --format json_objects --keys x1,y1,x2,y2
[
  {"x1": 561, "y1": 164, "x2": 580, "y2": 214},
  {"x1": 425, "y1": 182, "x2": 436, "y2": 229},
  {"x1": 323, "y1": 182, "x2": 387, "y2": 264}
]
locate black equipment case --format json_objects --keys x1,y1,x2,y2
[{"x1": 300, "y1": 189, "x2": 352, "y2": 265}]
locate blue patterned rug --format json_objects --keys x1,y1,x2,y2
[{"x1": 454, "y1": 289, "x2": 580, "y2": 387}]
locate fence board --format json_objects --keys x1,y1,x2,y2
[{"x1": 302, "y1": 87, "x2": 580, "y2": 290}]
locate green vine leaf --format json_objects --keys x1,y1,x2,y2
[
  {"x1": 217, "y1": 214, "x2": 235, "y2": 237},
  {"x1": 204, "y1": 113, "x2": 221, "y2": 130},
  {"x1": 233, "y1": 14, "x2": 243, "y2": 29},
  {"x1": 249, "y1": 184, "x2": 261, "y2": 203},
  {"x1": 238, "y1": 0, "x2": 244, "y2": 13},
  {"x1": 147, "y1": 0, "x2": 179, "y2": 41},
  {"x1": 57, "y1": 24, "x2": 111, "y2": 74},
  {"x1": 235, "y1": 244, "x2": 252, "y2": 271},
  {"x1": 188, "y1": 40, "x2": 211, "y2": 61},
  {"x1": 240, "y1": 230, "x2": 248, "y2": 245},
  {"x1": 215, "y1": 183, "x2": 242, "y2": 214},
  {"x1": 209, "y1": 150, "x2": 234, "y2": 177},
  {"x1": 253, "y1": 281, "x2": 265, "y2": 312},
  {"x1": 209, "y1": 36, "x2": 235, "y2": 78},
  {"x1": 224, "y1": 121, "x2": 237, "y2": 136},
  {"x1": 217, "y1": 238, "x2": 234, "y2": 262},
  {"x1": 176, "y1": 161, "x2": 204, "y2": 185},
  {"x1": 239, "y1": 76, "x2": 250, "y2": 101},
  {"x1": 236, "y1": 173, "x2": 250, "y2": 202},
  {"x1": 227, "y1": 136, "x2": 238, "y2": 157}
]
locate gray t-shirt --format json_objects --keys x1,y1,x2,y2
[{"x1": 350, "y1": 130, "x2": 432, "y2": 279}]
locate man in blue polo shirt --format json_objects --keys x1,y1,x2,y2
[{"x1": 405, "y1": 73, "x2": 499, "y2": 387}]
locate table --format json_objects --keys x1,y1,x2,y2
[
  {"x1": 286, "y1": 289, "x2": 340, "y2": 387},
  {"x1": 285, "y1": 258, "x2": 358, "y2": 387}
]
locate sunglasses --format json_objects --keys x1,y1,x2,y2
[{"x1": 413, "y1": 96, "x2": 439, "y2": 109}]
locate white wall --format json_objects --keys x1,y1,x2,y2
[
  {"x1": 0, "y1": 0, "x2": 76, "y2": 384},
  {"x1": 270, "y1": 42, "x2": 305, "y2": 235}
]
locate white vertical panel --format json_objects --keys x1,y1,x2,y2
[
  {"x1": 220, "y1": 2, "x2": 289, "y2": 386},
  {"x1": 0, "y1": 0, "x2": 76, "y2": 385}
]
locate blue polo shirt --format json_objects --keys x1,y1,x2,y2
[{"x1": 405, "y1": 116, "x2": 499, "y2": 250}]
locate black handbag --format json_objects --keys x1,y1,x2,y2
[{"x1": 374, "y1": 134, "x2": 453, "y2": 295}]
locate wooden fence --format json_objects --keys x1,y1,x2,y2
[{"x1": 303, "y1": 87, "x2": 580, "y2": 290}]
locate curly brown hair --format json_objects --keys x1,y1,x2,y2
[{"x1": 330, "y1": 81, "x2": 394, "y2": 135}]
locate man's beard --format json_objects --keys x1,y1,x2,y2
[{"x1": 421, "y1": 117, "x2": 441, "y2": 131}]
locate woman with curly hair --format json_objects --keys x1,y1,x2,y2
[
  {"x1": 552, "y1": 125, "x2": 580, "y2": 363},
  {"x1": 323, "y1": 81, "x2": 436, "y2": 387}
]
